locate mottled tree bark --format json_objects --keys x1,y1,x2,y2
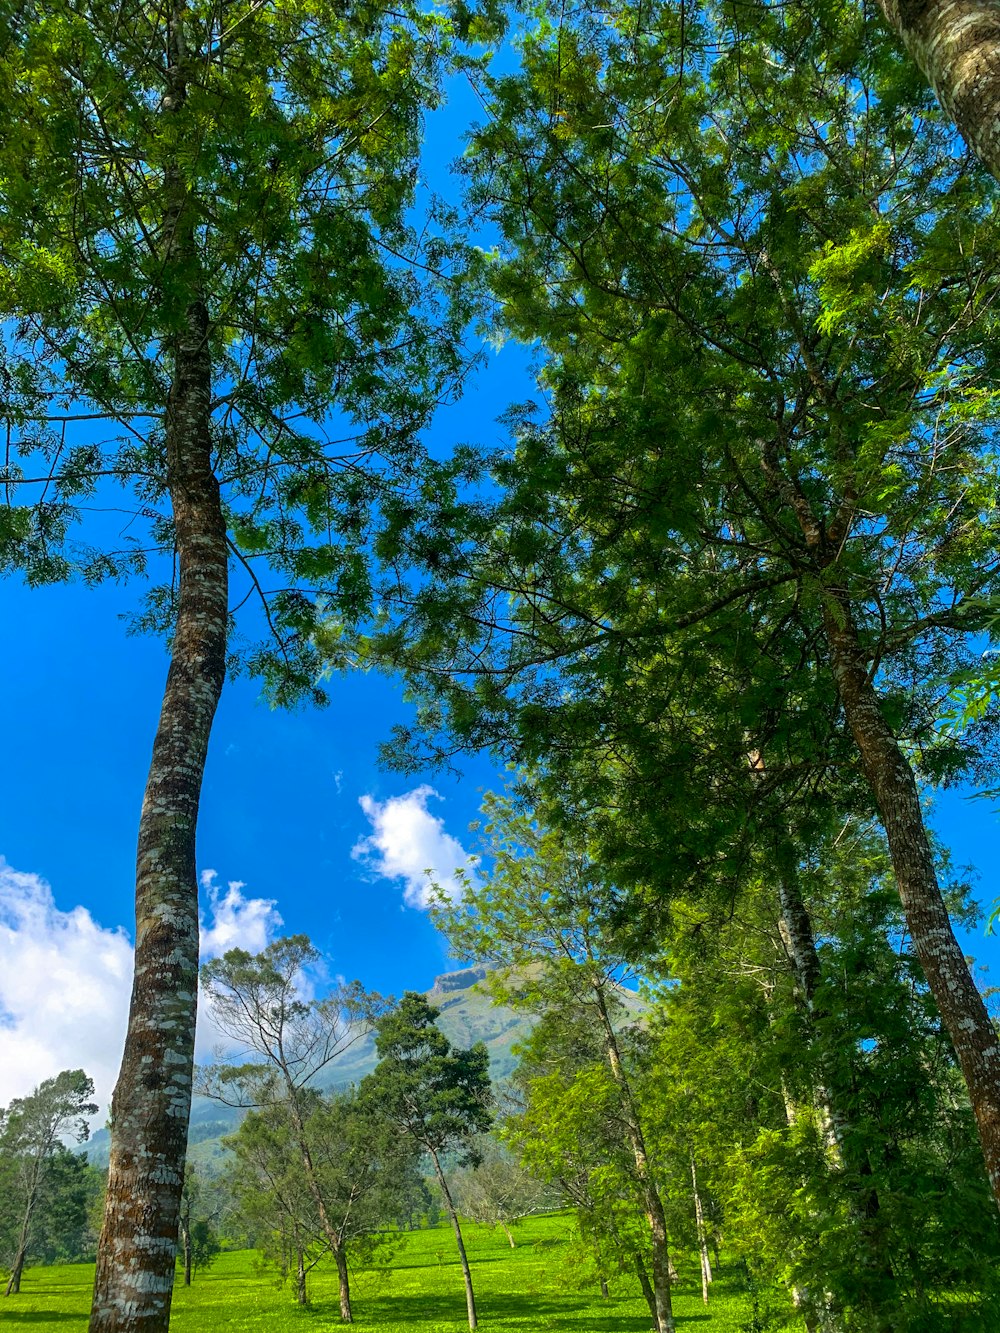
[
  {"x1": 430, "y1": 1148, "x2": 478, "y2": 1331},
  {"x1": 89, "y1": 293, "x2": 227, "y2": 1333},
  {"x1": 823, "y1": 589, "x2": 1000, "y2": 1205},
  {"x1": 592, "y1": 983, "x2": 675, "y2": 1333},
  {"x1": 876, "y1": 0, "x2": 1000, "y2": 182}
]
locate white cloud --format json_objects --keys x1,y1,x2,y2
[
  {"x1": 0, "y1": 858, "x2": 283, "y2": 1119},
  {"x1": 353, "y1": 785, "x2": 476, "y2": 909},
  {"x1": 0, "y1": 858, "x2": 133, "y2": 1125},
  {"x1": 198, "y1": 870, "x2": 282, "y2": 958}
]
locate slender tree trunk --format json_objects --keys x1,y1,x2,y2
[
  {"x1": 89, "y1": 288, "x2": 226, "y2": 1333},
  {"x1": 592, "y1": 983, "x2": 674, "y2": 1333},
  {"x1": 689, "y1": 1153, "x2": 711, "y2": 1305},
  {"x1": 875, "y1": 0, "x2": 1000, "y2": 183},
  {"x1": 296, "y1": 1247, "x2": 307, "y2": 1306},
  {"x1": 5, "y1": 1161, "x2": 42, "y2": 1295},
  {"x1": 599, "y1": 1275, "x2": 610, "y2": 1299},
  {"x1": 429, "y1": 1148, "x2": 478, "y2": 1330},
  {"x1": 180, "y1": 1217, "x2": 191, "y2": 1288},
  {"x1": 823, "y1": 590, "x2": 1000, "y2": 1204},
  {"x1": 634, "y1": 1255, "x2": 658, "y2": 1330},
  {"x1": 333, "y1": 1242, "x2": 352, "y2": 1323},
  {"x1": 499, "y1": 1222, "x2": 516, "y2": 1248},
  {"x1": 283, "y1": 1093, "x2": 354, "y2": 1319},
  {"x1": 776, "y1": 859, "x2": 896, "y2": 1324}
]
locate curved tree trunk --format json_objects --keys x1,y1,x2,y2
[
  {"x1": 430, "y1": 1149, "x2": 478, "y2": 1331},
  {"x1": 89, "y1": 292, "x2": 227, "y2": 1332},
  {"x1": 876, "y1": 0, "x2": 1000, "y2": 183},
  {"x1": 823, "y1": 589, "x2": 1000, "y2": 1205}
]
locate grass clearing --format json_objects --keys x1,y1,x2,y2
[{"x1": 2, "y1": 1215, "x2": 790, "y2": 1330}]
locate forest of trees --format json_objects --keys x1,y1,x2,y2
[{"x1": 5, "y1": 0, "x2": 1000, "y2": 1326}]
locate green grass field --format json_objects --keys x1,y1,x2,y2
[{"x1": 1, "y1": 1216, "x2": 792, "y2": 1330}]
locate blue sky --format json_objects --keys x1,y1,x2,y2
[{"x1": 0, "y1": 331, "x2": 525, "y2": 1116}]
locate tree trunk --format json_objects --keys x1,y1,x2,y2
[
  {"x1": 333, "y1": 1242, "x2": 352, "y2": 1323},
  {"x1": 634, "y1": 1255, "x2": 658, "y2": 1331},
  {"x1": 430, "y1": 1149, "x2": 478, "y2": 1330},
  {"x1": 875, "y1": 0, "x2": 1000, "y2": 183},
  {"x1": 296, "y1": 1247, "x2": 307, "y2": 1306},
  {"x1": 180, "y1": 1217, "x2": 191, "y2": 1288},
  {"x1": 690, "y1": 1152, "x2": 712, "y2": 1305},
  {"x1": 823, "y1": 589, "x2": 1000, "y2": 1205},
  {"x1": 593, "y1": 983, "x2": 675, "y2": 1333},
  {"x1": 599, "y1": 1275, "x2": 610, "y2": 1299},
  {"x1": 89, "y1": 290, "x2": 226, "y2": 1333},
  {"x1": 4, "y1": 1250, "x2": 25, "y2": 1296},
  {"x1": 776, "y1": 859, "x2": 896, "y2": 1323},
  {"x1": 499, "y1": 1222, "x2": 516, "y2": 1248},
  {"x1": 5, "y1": 1159, "x2": 42, "y2": 1296}
]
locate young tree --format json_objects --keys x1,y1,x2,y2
[
  {"x1": 0, "y1": 2, "x2": 474, "y2": 1325},
  {"x1": 451, "y1": 1138, "x2": 552, "y2": 1246},
  {"x1": 360, "y1": 993, "x2": 492, "y2": 1331},
  {"x1": 200, "y1": 936, "x2": 385, "y2": 1320},
  {"x1": 0, "y1": 1070, "x2": 97, "y2": 1296},
  {"x1": 176, "y1": 1166, "x2": 219, "y2": 1287}
]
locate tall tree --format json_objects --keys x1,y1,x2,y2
[
  {"x1": 360, "y1": 992, "x2": 492, "y2": 1331},
  {"x1": 0, "y1": 0, "x2": 474, "y2": 1326},
  {"x1": 366, "y1": 0, "x2": 1000, "y2": 1203},
  {"x1": 0, "y1": 1070, "x2": 96, "y2": 1296}
]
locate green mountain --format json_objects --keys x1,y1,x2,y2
[{"x1": 86, "y1": 966, "x2": 533, "y2": 1170}]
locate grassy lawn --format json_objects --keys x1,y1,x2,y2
[{"x1": 1, "y1": 1215, "x2": 792, "y2": 1330}]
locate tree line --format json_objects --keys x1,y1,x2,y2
[{"x1": 5, "y1": 0, "x2": 1000, "y2": 1326}]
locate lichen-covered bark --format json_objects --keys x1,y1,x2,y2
[
  {"x1": 89, "y1": 297, "x2": 227, "y2": 1333},
  {"x1": 823, "y1": 588, "x2": 1000, "y2": 1206},
  {"x1": 876, "y1": 0, "x2": 1000, "y2": 182}
]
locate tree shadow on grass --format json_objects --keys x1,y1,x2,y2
[
  {"x1": 349, "y1": 1293, "x2": 666, "y2": 1330},
  {"x1": 0, "y1": 1313, "x2": 83, "y2": 1323}
]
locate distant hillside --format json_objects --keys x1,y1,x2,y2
[{"x1": 86, "y1": 965, "x2": 535, "y2": 1170}]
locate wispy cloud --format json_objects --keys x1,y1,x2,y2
[
  {"x1": 353, "y1": 785, "x2": 475, "y2": 909},
  {"x1": 0, "y1": 858, "x2": 283, "y2": 1119}
]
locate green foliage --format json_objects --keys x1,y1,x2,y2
[
  {"x1": 0, "y1": 1070, "x2": 98, "y2": 1282},
  {"x1": 0, "y1": 0, "x2": 478, "y2": 694},
  {"x1": 362, "y1": 992, "x2": 493, "y2": 1160}
]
